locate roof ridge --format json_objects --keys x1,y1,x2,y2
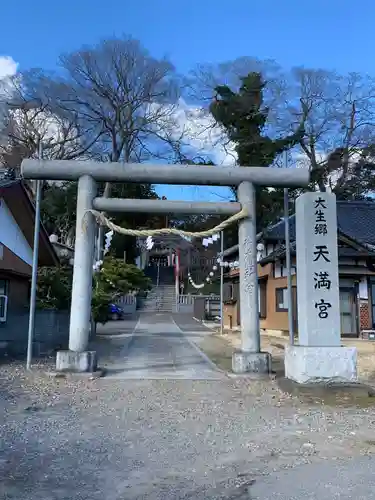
[
  {"x1": 264, "y1": 213, "x2": 296, "y2": 232},
  {"x1": 337, "y1": 200, "x2": 375, "y2": 206},
  {"x1": 0, "y1": 179, "x2": 21, "y2": 189}
]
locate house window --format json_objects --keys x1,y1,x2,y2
[
  {"x1": 275, "y1": 287, "x2": 288, "y2": 312},
  {"x1": 223, "y1": 282, "x2": 238, "y2": 303},
  {"x1": 259, "y1": 280, "x2": 267, "y2": 318},
  {"x1": 0, "y1": 279, "x2": 9, "y2": 322},
  {"x1": 274, "y1": 262, "x2": 284, "y2": 278},
  {"x1": 0, "y1": 279, "x2": 9, "y2": 296}
]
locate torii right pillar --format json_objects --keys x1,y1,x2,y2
[
  {"x1": 285, "y1": 192, "x2": 357, "y2": 384},
  {"x1": 232, "y1": 181, "x2": 271, "y2": 374}
]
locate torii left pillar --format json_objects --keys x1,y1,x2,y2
[{"x1": 56, "y1": 175, "x2": 98, "y2": 372}]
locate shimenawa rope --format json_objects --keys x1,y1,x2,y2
[{"x1": 85, "y1": 208, "x2": 248, "y2": 239}]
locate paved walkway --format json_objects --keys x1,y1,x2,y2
[{"x1": 101, "y1": 313, "x2": 224, "y2": 380}]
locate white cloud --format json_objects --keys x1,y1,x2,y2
[
  {"x1": 0, "y1": 56, "x2": 18, "y2": 80},
  {"x1": 172, "y1": 99, "x2": 237, "y2": 166}
]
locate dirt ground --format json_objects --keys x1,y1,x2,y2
[
  {"x1": 199, "y1": 328, "x2": 375, "y2": 382},
  {"x1": 2, "y1": 357, "x2": 375, "y2": 499},
  {"x1": 2, "y1": 321, "x2": 375, "y2": 499}
]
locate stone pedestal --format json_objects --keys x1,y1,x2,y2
[
  {"x1": 56, "y1": 350, "x2": 98, "y2": 373},
  {"x1": 285, "y1": 345, "x2": 357, "y2": 384},
  {"x1": 232, "y1": 350, "x2": 271, "y2": 374}
]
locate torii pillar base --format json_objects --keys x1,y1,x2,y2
[
  {"x1": 56, "y1": 350, "x2": 98, "y2": 373},
  {"x1": 232, "y1": 350, "x2": 272, "y2": 374}
]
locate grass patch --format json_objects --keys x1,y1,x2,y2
[
  {"x1": 199, "y1": 333, "x2": 286, "y2": 375},
  {"x1": 278, "y1": 378, "x2": 375, "y2": 407},
  {"x1": 198, "y1": 334, "x2": 234, "y2": 372}
]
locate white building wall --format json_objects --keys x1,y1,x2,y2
[{"x1": 0, "y1": 198, "x2": 33, "y2": 266}]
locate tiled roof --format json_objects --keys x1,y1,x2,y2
[
  {"x1": 223, "y1": 199, "x2": 375, "y2": 257},
  {"x1": 262, "y1": 215, "x2": 296, "y2": 240},
  {"x1": 0, "y1": 178, "x2": 20, "y2": 189},
  {"x1": 336, "y1": 201, "x2": 375, "y2": 246},
  {"x1": 262, "y1": 200, "x2": 375, "y2": 246}
]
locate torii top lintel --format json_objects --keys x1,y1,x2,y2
[{"x1": 21, "y1": 159, "x2": 309, "y2": 187}]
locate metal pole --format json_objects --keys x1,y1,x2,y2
[
  {"x1": 26, "y1": 141, "x2": 43, "y2": 370},
  {"x1": 220, "y1": 231, "x2": 224, "y2": 334},
  {"x1": 284, "y1": 187, "x2": 294, "y2": 345},
  {"x1": 284, "y1": 149, "x2": 294, "y2": 345},
  {"x1": 69, "y1": 175, "x2": 97, "y2": 352},
  {"x1": 174, "y1": 250, "x2": 180, "y2": 298},
  {"x1": 237, "y1": 181, "x2": 260, "y2": 352}
]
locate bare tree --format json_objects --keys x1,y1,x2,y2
[
  {"x1": 0, "y1": 69, "x2": 101, "y2": 169},
  {"x1": 1, "y1": 36, "x2": 183, "y2": 181},
  {"x1": 45, "y1": 36, "x2": 182, "y2": 196},
  {"x1": 292, "y1": 67, "x2": 375, "y2": 195},
  {"x1": 27, "y1": 35, "x2": 185, "y2": 255}
]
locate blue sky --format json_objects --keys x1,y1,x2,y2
[{"x1": 1, "y1": 0, "x2": 373, "y2": 200}]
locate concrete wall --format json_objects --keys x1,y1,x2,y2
[
  {"x1": 115, "y1": 294, "x2": 137, "y2": 314},
  {"x1": 0, "y1": 308, "x2": 70, "y2": 358},
  {"x1": 177, "y1": 295, "x2": 220, "y2": 318},
  {"x1": 176, "y1": 295, "x2": 194, "y2": 314}
]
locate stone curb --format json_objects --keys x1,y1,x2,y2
[
  {"x1": 277, "y1": 376, "x2": 375, "y2": 399},
  {"x1": 45, "y1": 368, "x2": 105, "y2": 380},
  {"x1": 227, "y1": 372, "x2": 276, "y2": 380},
  {"x1": 118, "y1": 333, "x2": 136, "y2": 356},
  {"x1": 94, "y1": 332, "x2": 136, "y2": 376}
]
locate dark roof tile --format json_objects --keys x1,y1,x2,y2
[
  {"x1": 336, "y1": 201, "x2": 375, "y2": 246},
  {"x1": 223, "y1": 199, "x2": 375, "y2": 256},
  {"x1": 262, "y1": 200, "x2": 375, "y2": 246},
  {"x1": 0, "y1": 178, "x2": 20, "y2": 189}
]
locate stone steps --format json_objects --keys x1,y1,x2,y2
[{"x1": 139, "y1": 284, "x2": 176, "y2": 313}]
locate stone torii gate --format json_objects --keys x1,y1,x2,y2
[{"x1": 21, "y1": 159, "x2": 309, "y2": 374}]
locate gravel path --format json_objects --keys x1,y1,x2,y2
[
  {"x1": 250, "y1": 456, "x2": 375, "y2": 499},
  {"x1": 2, "y1": 315, "x2": 375, "y2": 498},
  {"x1": 1, "y1": 363, "x2": 375, "y2": 499}
]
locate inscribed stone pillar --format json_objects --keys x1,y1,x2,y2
[
  {"x1": 296, "y1": 192, "x2": 340, "y2": 347},
  {"x1": 284, "y1": 191, "x2": 357, "y2": 385}
]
